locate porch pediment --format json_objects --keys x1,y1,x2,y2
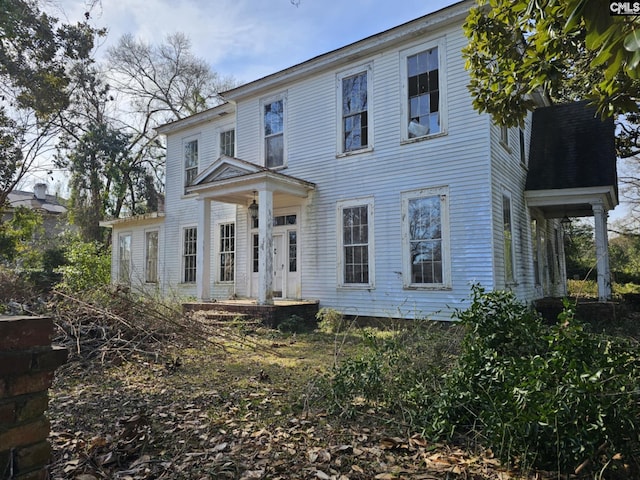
[
  {"x1": 192, "y1": 156, "x2": 268, "y2": 185},
  {"x1": 187, "y1": 156, "x2": 315, "y2": 204}
]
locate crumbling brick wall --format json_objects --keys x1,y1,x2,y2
[{"x1": 0, "y1": 316, "x2": 67, "y2": 479}]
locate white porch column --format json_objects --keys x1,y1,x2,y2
[
  {"x1": 196, "y1": 198, "x2": 212, "y2": 301},
  {"x1": 257, "y1": 189, "x2": 274, "y2": 305},
  {"x1": 592, "y1": 201, "x2": 611, "y2": 301}
]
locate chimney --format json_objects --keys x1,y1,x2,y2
[{"x1": 34, "y1": 183, "x2": 47, "y2": 201}]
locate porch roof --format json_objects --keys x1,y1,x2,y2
[
  {"x1": 524, "y1": 101, "x2": 618, "y2": 218},
  {"x1": 186, "y1": 156, "x2": 316, "y2": 203}
]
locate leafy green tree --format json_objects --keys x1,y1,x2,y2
[
  {"x1": 55, "y1": 235, "x2": 110, "y2": 293},
  {"x1": 564, "y1": 221, "x2": 596, "y2": 281},
  {"x1": 0, "y1": 206, "x2": 44, "y2": 268},
  {"x1": 464, "y1": 0, "x2": 640, "y2": 128},
  {"x1": 609, "y1": 233, "x2": 640, "y2": 283},
  {"x1": 57, "y1": 121, "x2": 132, "y2": 242}
]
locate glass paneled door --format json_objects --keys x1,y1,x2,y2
[
  {"x1": 272, "y1": 234, "x2": 284, "y2": 298},
  {"x1": 251, "y1": 211, "x2": 300, "y2": 299}
]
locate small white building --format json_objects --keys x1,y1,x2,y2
[{"x1": 102, "y1": 0, "x2": 617, "y2": 320}]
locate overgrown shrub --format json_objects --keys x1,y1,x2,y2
[
  {"x1": 316, "y1": 308, "x2": 346, "y2": 333},
  {"x1": 432, "y1": 285, "x2": 640, "y2": 475},
  {"x1": 329, "y1": 321, "x2": 461, "y2": 426},
  {"x1": 56, "y1": 236, "x2": 110, "y2": 294}
]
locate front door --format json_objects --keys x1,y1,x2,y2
[
  {"x1": 272, "y1": 234, "x2": 284, "y2": 298},
  {"x1": 250, "y1": 210, "x2": 300, "y2": 299}
]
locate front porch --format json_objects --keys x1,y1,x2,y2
[{"x1": 182, "y1": 298, "x2": 320, "y2": 329}]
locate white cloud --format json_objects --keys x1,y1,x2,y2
[{"x1": 51, "y1": 0, "x2": 454, "y2": 83}]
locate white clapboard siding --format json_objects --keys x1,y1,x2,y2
[{"x1": 142, "y1": 1, "x2": 549, "y2": 321}]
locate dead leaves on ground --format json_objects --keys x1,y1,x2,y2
[
  {"x1": 48, "y1": 325, "x2": 547, "y2": 480},
  {"x1": 50, "y1": 392, "x2": 533, "y2": 480}
]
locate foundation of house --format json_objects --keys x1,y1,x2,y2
[{"x1": 182, "y1": 299, "x2": 320, "y2": 329}]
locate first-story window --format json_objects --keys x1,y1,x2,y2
[
  {"x1": 183, "y1": 227, "x2": 197, "y2": 283},
  {"x1": 531, "y1": 219, "x2": 541, "y2": 286},
  {"x1": 337, "y1": 198, "x2": 374, "y2": 287},
  {"x1": 219, "y1": 223, "x2": 235, "y2": 282},
  {"x1": 118, "y1": 233, "x2": 132, "y2": 284},
  {"x1": 401, "y1": 187, "x2": 450, "y2": 288},
  {"x1": 503, "y1": 193, "x2": 515, "y2": 284},
  {"x1": 145, "y1": 230, "x2": 159, "y2": 283}
]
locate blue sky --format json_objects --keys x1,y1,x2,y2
[{"x1": 54, "y1": 0, "x2": 459, "y2": 83}]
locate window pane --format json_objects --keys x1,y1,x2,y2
[
  {"x1": 145, "y1": 231, "x2": 158, "y2": 283},
  {"x1": 220, "y1": 129, "x2": 235, "y2": 157},
  {"x1": 342, "y1": 205, "x2": 369, "y2": 284},
  {"x1": 183, "y1": 227, "x2": 197, "y2": 283},
  {"x1": 408, "y1": 195, "x2": 443, "y2": 284},
  {"x1": 342, "y1": 72, "x2": 368, "y2": 152},
  {"x1": 264, "y1": 100, "x2": 283, "y2": 135},
  {"x1": 289, "y1": 230, "x2": 297, "y2": 272},
  {"x1": 253, "y1": 234, "x2": 259, "y2": 273},
  {"x1": 220, "y1": 223, "x2": 235, "y2": 282},
  {"x1": 184, "y1": 139, "x2": 198, "y2": 190},
  {"x1": 407, "y1": 47, "x2": 439, "y2": 137},
  {"x1": 119, "y1": 235, "x2": 131, "y2": 283},
  {"x1": 266, "y1": 134, "x2": 284, "y2": 167},
  {"x1": 342, "y1": 73, "x2": 367, "y2": 115},
  {"x1": 503, "y1": 195, "x2": 514, "y2": 283}
]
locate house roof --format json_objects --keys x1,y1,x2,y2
[
  {"x1": 524, "y1": 101, "x2": 618, "y2": 217},
  {"x1": 7, "y1": 190, "x2": 67, "y2": 215},
  {"x1": 100, "y1": 212, "x2": 165, "y2": 228},
  {"x1": 155, "y1": 102, "x2": 235, "y2": 135}
]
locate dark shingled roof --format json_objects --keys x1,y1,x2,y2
[{"x1": 525, "y1": 101, "x2": 617, "y2": 192}]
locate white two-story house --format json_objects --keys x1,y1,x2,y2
[{"x1": 103, "y1": 0, "x2": 617, "y2": 321}]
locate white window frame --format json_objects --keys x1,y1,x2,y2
[
  {"x1": 336, "y1": 196, "x2": 375, "y2": 289},
  {"x1": 336, "y1": 63, "x2": 373, "y2": 156},
  {"x1": 400, "y1": 37, "x2": 447, "y2": 143},
  {"x1": 144, "y1": 229, "x2": 159, "y2": 284},
  {"x1": 261, "y1": 93, "x2": 287, "y2": 169},
  {"x1": 182, "y1": 135, "x2": 200, "y2": 195},
  {"x1": 217, "y1": 222, "x2": 235, "y2": 283},
  {"x1": 219, "y1": 128, "x2": 235, "y2": 158},
  {"x1": 401, "y1": 186, "x2": 451, "y2": 289},
  {"x1": 182, "y1": 225, "x2": 197, "y2": 283},
  {"x1": 118, "y1": 232, "x2": 132, "y2": 284},
  {"x1": 503, "y1": 191, "x2": 516, "y2": 285}
]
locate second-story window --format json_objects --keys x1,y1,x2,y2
[
  {"x1": 264, "y1": 99, "x2": 284, "y2": 168},
  {"x1": 184, "y1": 138, "x2": 198, "y2": 193},
  {"x1": 405, "y1": 45, "x2": 441, "y2": 139},
  {"x1": 220, "y1": 129, "x2": 235, "y2": 157},
  {"x1": 342, "y1": 71, "x2": 368, "y2": 152}
]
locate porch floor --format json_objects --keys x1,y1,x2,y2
[{"x1": 182, "y1": 299, "x2": 320, "y2": 329}]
